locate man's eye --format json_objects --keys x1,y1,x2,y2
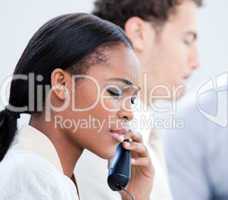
[
  {"x1": 183, "y1": 35, "x2": 195, "y2": 46},
  {"x1": 183, "y1": 39, "x2": 192, "y2": 46}
]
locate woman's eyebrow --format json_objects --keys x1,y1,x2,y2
[
  {"x1": 132, "y1": 86, "x2": 141, "y2": 95},
  {"x1": 123, "y1": 85, "x2": 141, "y2": 95},
  {"x1": 107, "y1": 78, "x2": 133, "y2": 86}
]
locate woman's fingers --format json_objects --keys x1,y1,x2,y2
[
  {"x1": 131, "y1": 157, "x2": 150, "y2": 166},
  {"x1": 122, "y1": 131, "x2": 154, "y2": 181},
  {"x1": 124, "y1": 130, "x2": 143, "y2": 143},
  {"x1": 122, "y1": 141, "x2": 148, "y2": 157}
]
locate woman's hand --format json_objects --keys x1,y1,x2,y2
[{"x1": 113, "y1": 131, "x2": 154, "y2": 200}]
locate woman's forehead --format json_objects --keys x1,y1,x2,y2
[{"x1": 89, "y1": 45, "x2": 140, "y2": 85}]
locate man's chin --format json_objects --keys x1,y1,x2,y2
[{"x1": 172, "y1": 85, "x2": 186, "y2": 101}]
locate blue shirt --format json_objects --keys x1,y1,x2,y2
[{"x1": 163, "y1": 85, "x2": 228, "y2": 200}]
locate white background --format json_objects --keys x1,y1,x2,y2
[{"x1": 0, "y1": 0, "x2": 227, "y2": 109}]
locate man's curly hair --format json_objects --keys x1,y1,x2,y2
[{"x1": 93, "y1": 0, "x2": 203, "y2": 28}]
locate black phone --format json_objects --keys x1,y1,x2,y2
[{"x1": 107, "y1": 140, "x2": 131, "y2": 191}]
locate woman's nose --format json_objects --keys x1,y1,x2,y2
[{"x1": 117, "y1": 109, "x2": 134, "y2": 122}]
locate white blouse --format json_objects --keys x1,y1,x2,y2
[{"x1": 0, "y1": 125, "x2": 79, "y2": 200}]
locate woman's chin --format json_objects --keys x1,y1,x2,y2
[
  {"x1": 87, "y1": 138, "x2": 119, "y2": 160},
  {"x1": 97, "y1": 148, "x2": 116, "y2": 160}
]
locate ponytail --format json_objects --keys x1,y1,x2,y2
[{"x1": 0, "y1": 108, "x2": 20, "y2": 161}]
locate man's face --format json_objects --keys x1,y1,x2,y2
[{"x1": 133, "y1": 0, "x2": 200, "y2": 102}]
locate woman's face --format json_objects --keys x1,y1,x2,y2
[{"x1": 56, "y1": 44, "x2": 140, "y2": 159}]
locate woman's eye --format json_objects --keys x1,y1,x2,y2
[{"x1": 107, "y1": 88, "x2": 122, "y2": 97}]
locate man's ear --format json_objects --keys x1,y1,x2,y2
[
  {"x1": 124, "y1": 17, "x2": 147, "y2": 52},
  {"x1": 51, "y1": 68, "x2": 71, "y2": 101}
]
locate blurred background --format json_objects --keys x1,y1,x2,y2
[{"x1": 0, "y1": 0, "x2": 227, "y2": 112}]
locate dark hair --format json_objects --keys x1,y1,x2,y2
[
  {"x1": 0, "y1": 13, "x2": 132, "y2": 161},
  {"x1": 93, "y1": 0, "x2": 203, "y2": 29}
]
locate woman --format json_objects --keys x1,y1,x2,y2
[{"x1": 0, "y1": 13, "x2": 153, "y2": 200}]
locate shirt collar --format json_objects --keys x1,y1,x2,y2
[{"x1": 13, "y1": 125, "x2": 64, "y2": 173}]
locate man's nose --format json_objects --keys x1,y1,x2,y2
[{"x1": 189, "y1": 46, "x2": 200, "y2": 71}]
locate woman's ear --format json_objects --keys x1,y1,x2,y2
[
  {"x1": 51, "y1": 68, "x2": 70, "y2": 101},
  {"x1": 124, "y1": 17, "x2": 147, "y2": 52}
]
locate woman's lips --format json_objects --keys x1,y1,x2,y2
[
  {"x1": 110, "y1": 129, "x2": 128, "y2": 142},
  {"x1": 110, "y1": 129, "x2": 128, "y2": 135}
]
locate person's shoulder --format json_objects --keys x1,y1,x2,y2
[
  {"x1": 164, "y1": 84, "x2": 228, "y2": 137},
  {"x1": 179, "y1": 84, "x2": 228, "y2": 116},
  {"x1": 1, "y1": 149, "x2": 57, "y2": 176},
  {"x1": 0, "y1": 149, "x2": 64, "y2": 198}
]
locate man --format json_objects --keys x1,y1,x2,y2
[
  {"x1": 163, "y1": 83, "x2": 228, "y2": 200},
  {"x1": 75, "y1": 0, "x2": 202, "y2": 199}
]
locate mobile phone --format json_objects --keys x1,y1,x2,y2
[{"x1": 107, "y1": 140, "x2": 131, "y2": 191}]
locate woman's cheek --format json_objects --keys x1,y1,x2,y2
[{"x1": 99, "y1": 97, "x2": 120, "y2": 113}]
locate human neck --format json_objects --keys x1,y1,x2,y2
[{"x1": 29, "y1": 113, "x2": 83, "y2": 178}]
